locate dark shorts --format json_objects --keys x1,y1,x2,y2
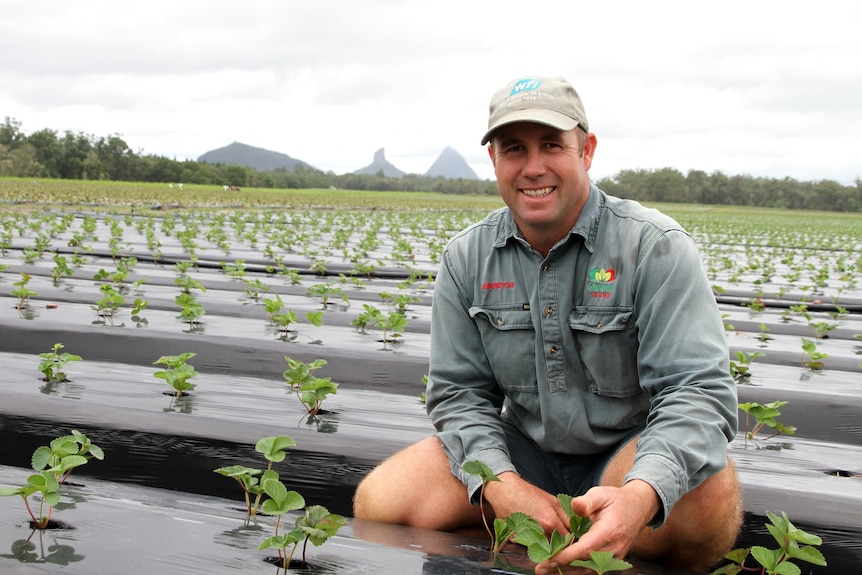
[{"x1": 503, "y1": 419, "x2": 640, "y2": 496}]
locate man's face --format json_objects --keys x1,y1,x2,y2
[{"x1": 489, "y1": 122, "x2": 596, "y2": 254}]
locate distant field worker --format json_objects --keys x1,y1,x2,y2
[{"x1": 354, "y1": 75, "x2": 742, "y2": 574}]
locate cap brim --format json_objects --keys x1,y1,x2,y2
[{"x1": 480, "y1": 109, "x2": 579, "y2": 145}]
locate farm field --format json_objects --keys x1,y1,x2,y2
[{"x1": 0, "y1": 180, "x2": 860, "y2": 574}]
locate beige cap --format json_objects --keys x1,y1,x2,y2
[{"x1": 481, "y1": 76, "x2": 589, "y2": 145}]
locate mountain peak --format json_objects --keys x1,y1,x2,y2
[
  {"x1": 424, "y1": 146, "x2": 479, "y2": 180},
  {"x1": 354, "y1": 147, "x2": 405, "y2": 177},
  {"x1": 198, "y1": 142, "x2": 312, "y2": 171}
]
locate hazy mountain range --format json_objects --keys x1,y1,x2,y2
[{"x1": 198, "y1": 142, "x2": 481, "y2": 180}]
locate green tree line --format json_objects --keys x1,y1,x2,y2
[{"x1": 1, "y1": 117, "x2": 859, "y2": 211}]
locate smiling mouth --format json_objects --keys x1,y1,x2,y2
[{"x1": 521, "y1": 186, "x2": 554, "y2": 198}]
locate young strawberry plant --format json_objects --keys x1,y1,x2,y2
[
  {"x1": 256, "y1": 477, "x2": 307, "y2": 567},
  {"x1": 800, "y1": 338, "x2": 828, "y2": 371},
  {"x1": 0, "y1": 430, "x2": 104, "y2": 529},
  {"x1": 757, "y1": 323, "x2": 772, "y2": 348},
  {"x1": 214, "y1": 435, "x2": 297, "y2": 518},
  {"x1": 378, "y1": 311, "x2": 408, "y2": 349},
  {"x1": 130, "y1": 297, "x2": 149, "y2": 327},
  {"x1": 264, "y1": 296, "x2": 324, "y2": 342},
  {"x1": 462, "y1": 461, "x2": 630, "y2": 574},
  {"x1": 50, "y1": 253, "x2": 74, "y2": 285},
  {"x1": 153, "y1": 352, "x2": 198, "y2": 398},
  {"x1": 263, "y1": 294, "x2": 286, "y2": 323},
  {"x1": 241, "y1": 276, "x2": 270, "y2": 302},
  {"x1": 729, "y1": 351, "x2": 765, "y2": 383},
  {"x1": 11, "y1": 272, "x2": 37, "y2": 312},
  {"x1": 711, "y1": 511, "x2": 825, "y2": 575},
  {"x1": 306, "y1": 281, "x2": 348, "y2": 309},
  {"x1": 258, "y1": 498, "x2": 347, "y2": 570},
  {"x1": 38, "y1": 343, "x2": 82, "y2": 383},
  {"x1": 93, "y1": 284, "x2": 125, "y2": 325},
  {"x1": 214, "y1": 435, "x2": 346, "y2": 568},
  {"x1": 461, "y1": 460, "x2": 500, "y2": 551},
  {"x1": 282, "y1": 357, "x2": 337, "y2": 416},
  {"x1": 738, "y1": 401, "x2": 797, "y2": 446},
  {"x1": 808, "y1": 320, "x2": 837, "y2": 339},
  {"x1": 175, "y1": 292, "x2": 205, "y2": 328},
  {"x1": 351, "y1": 303, "x2": 378, "y2": 334},
  {"x1": 174, "y1": 273, "x2": 206, "y2": 295}
]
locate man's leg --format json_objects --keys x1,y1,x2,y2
[
  {"x1": 600, "y1": 438, "x2": 743, "y2": 570},
  {"x1": 353, "y1": 436, "x2": 484, "y2": 530}
]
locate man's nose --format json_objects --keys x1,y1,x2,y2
[{"x1": 522, "y1": 148, "x2": 546, "y2": 177}]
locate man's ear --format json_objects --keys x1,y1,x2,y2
[
  {"x1": 487, "y1": 144, "x2": 496, "y2": 167},
  {"x1": 583, "y1": 133, "x2": 597, "y2": 170}
]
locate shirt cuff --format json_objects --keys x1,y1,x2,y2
[{"x1": 623, "y1": 452, "x2": 687, "y2": 528}]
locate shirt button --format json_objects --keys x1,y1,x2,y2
[
  {"x1": 496, "y1": 318, "x2": 504, "y2": 326},
  {"x1": 542, "y1": 264, "x2": 550, "y2": 272},
  {"x1": 549, "y1": 345, "x2": 558, "y2": 354},
  {"x1": 544, "y1": 306, "x2": 553, "y2": 316}
]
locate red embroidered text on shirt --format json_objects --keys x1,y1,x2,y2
[{"x1": 482, "y1": 281, "x2": 515, "y2": 290}]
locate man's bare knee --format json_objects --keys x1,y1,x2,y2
[
  {"x1": 353, "y1": 437, "x2": 479, "y2": 530},
  {"x1": 632, "y1": 457, "x2": 742, "y2": 570}
]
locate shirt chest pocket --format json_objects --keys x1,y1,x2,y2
[
  {"x1": 469, "y1": 305, "x2": 537, "y2": 393},
  {"x1": 568, "y1": 306, "x2": 642, "y2": 398}
]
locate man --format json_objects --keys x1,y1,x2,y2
[{"x1": 354, "y1": 76, "x2": 742, "y2": 574}]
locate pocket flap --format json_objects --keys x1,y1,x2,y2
[
  {"x1": 568, "y1": 306, "x2": 633, "y2": 334},
  {"x1": 469, "y1": 306, "x2": 533, "y2": 330}
]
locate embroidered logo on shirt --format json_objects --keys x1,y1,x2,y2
[
  {"x1": 482, "y1": 281, "x2": 515, "y2": 290},
  {"x1": 588, "y1": 268, "x2": 616, "y2": 300}
]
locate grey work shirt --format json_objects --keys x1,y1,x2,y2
[{"x1": 426, "y1": 185, "x2": 737, "y2": 525}]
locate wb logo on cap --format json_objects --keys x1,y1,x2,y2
[{"x1": 510, "y1": 79, "x2": 542, "y2": 95}]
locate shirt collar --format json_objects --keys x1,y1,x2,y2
[{"x1": 494, "y1": 183, "x2": 604, "y2": 254}]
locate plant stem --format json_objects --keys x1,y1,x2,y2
[{"x1": 23, "y1": 497, "x2": 40, "y2": 527}]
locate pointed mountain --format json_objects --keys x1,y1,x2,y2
[
  {"x1": 353, "y1": 148, "x2": 405, "y2": 177},
  {"x1": 197, "y1": 142, "x2": 312, "y2": 171},
  {"x1": 424, "y1": 146, "x2": 480, "y2": 180}
]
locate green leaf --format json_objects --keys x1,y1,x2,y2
[
  {"x1": 0, "y1": 486, "x2": 25, "y2": 497},
  {"x1": 50, "y1": 454, "x2": 87, "y2": 474},
  {"x1": 258, "y1": 532, "x2": 301, "y2": 551},
  {"x1": 214, "y1": 465, "x2": 259, "y2": 478},
  {"x1": 785, "y1": 543, "x2": 827, "y2": 566},
  {"x1": 750, "y1": 545, "x2": 782, "y2": 570},
  {"x1": 511, "y1": 523, "x2": 546, "y2": 548},
  {"x1": 569, "y1": 550, "x2": 633, "y2": 574},
  {"x1": 557, "y1": 493, "x2": 591, "y2": 538},
  {"x1": 462, "y1": 460, "x2": 499, "y2": 483},
  {"x1": 296, "y1": 505, "x2": 347, "y2": 545},
  {"x1": 262, "y1": 477, "x2": 287, "y2": 502},
  {"x1": 31, "y1": 446, "x2": 54, "y2": 471},
  {"x1": 492, "y1": 518, "x2": 512, "y2": 552},
  {"x1": 27, "y1": 472, "x2": 59, "y2": 492},
  {"x1": 709, "y1": 563, "x2": 743, "y2": 575},
  {"x1": 260, "y1": 478, "x2": 304, "y2": 515},
  {"x1": 549, "y1": 529, "x2": 574, "y2": 554},
  {"x1": 525, "y1": 537, "x2": 554, "y2": 563},
  {"x1": 771, "y1": 562, "x2": 802, "y2": 575},
  {"x1": 255, "y1": 435, "x2": 296, "y2": 463},
  {"x1": 306, "y1": 311, "x2": 324, "y2": 326}
]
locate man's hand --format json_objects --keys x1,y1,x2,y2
[
  {"x1": 482, "y1": 472, "x2": 570, "y2": 536},
  {"x1": 533, "y1": 480, "x2": 660, "y2": 575}
]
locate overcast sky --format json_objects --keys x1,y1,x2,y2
[{"x1": 1, "y1": 1, "x2": 860, "y2": 184}]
